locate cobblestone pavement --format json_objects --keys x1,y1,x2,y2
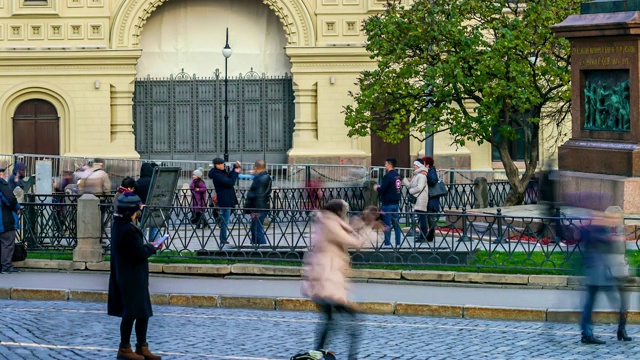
[{"x1": 0, "y1": 299, "x2": 639, "y2": 360}]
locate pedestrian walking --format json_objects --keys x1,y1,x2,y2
[
  {"x1": 403, "y1": 160, "x2": 429, "y2": 242},
  {"x1": 108, "y1": 192, "x2": 163, "y2": 360},
  {"x1": 78, "y1": 158, "x2": 111, "y2": 195},
  {"x1": 208, "y1": 158, "x2": 240, "y2": 247},
  {"x1": 0, "y1": 167, "x2": 20, "y2": 274},
  {"x1": 579, "y1": 209, "x2": 631, "y2": 344},
  {"x1": 302, "y1": 199, "x2": 362, "y2": 360},
  {"x1": 423, "y1": 156, "x2": 441, "y2": 242},
  {"x1": 135, "y1": 162, "x2": 159, "y2": 242},
  {"x1": 8, "y1": 161, "x2": 27, "y2": 191},
  {"x1": 190, "y1": 168, "x2": 208, "y2": 229},
  {"x1": 245, "y1": 160, "x2": 272, "y2": 245},
  {"x1": 374, "y1": 157, "x2": 402, "y2": 247}
]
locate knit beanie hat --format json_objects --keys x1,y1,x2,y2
[
  {"x1": 193, "y1": 168, "x2": 203, "y2": 178},
  {"x1": 116, "y1": 192, "x2": 142, "y2": 208}
]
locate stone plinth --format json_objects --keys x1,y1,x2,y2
[
  {"x1": 73, "y1": 194, "x2": 104, "y2": 263},
  {"x1": 559, "y1": 171, "x2": 640, "y2": 214}
]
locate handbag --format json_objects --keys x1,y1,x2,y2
[
  {"x1": 12, "y1": 241, "x2": 27, "y2": 262},
  {"x1": 429, "y1": 180, "x2": 448, "y2": 198},
  {"x1": 407, "y1": 183, "x2": 426, "y2": 205}
]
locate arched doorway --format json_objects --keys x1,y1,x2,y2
[{"x1": 13, "y1": 99, "x2": 60, "y2": 155}]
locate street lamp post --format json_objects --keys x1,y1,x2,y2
[{"x1": 222, "y1": 27, "x2": 232, "y2": 162}]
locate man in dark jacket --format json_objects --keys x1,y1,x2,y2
[
  {"x1": 208, "y1": 158, "x2": 241, "y2": 247},
  {"x1": 135, "y1": 162, "x2": 157, "y2": 205},
  {"x1": 135, "y1": 162, "x2": 159, "y2": 242},
  {"x1": 246, "y1": 160, "x2": 272, "y2": 245},
  {"x1": 374, "y1": 157, "x2": 402, "y2": 247},
  {"x1": 0, "y1": 167, "x2": 21, "y2": 274},
  {"x1": 8, "y1": 161, "x2": 27, "y2": 191}
]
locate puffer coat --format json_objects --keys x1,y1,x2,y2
[
  {"x1": 301, "y1": 211, "x2": 363, "y2": 305},
  {"x1": 403, "y1": 166, "x2": 429, "y2": 212}
]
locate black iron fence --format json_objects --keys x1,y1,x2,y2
[
  {"x1": 17, "y1": 181, "x2": 537, "y2": 249},
  {"x1": 17, "y1": 190, "x2": 640, "y2": 273}
]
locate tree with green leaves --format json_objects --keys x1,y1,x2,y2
[{"x1": 345, "y1": 0, "x2": 582, "y2": 205}]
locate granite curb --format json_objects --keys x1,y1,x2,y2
[
  {"x1": 7, "y1": 259, "x2": 604, "y2": 290},
  {"x1": 2, "y1": 286, "x2": 639, "y2": 324}
]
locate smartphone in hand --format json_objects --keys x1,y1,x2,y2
[{"x1": 153, "y1": 234, "x2": 169, "y2": 249}]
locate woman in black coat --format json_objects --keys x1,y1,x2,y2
[{"x1": 108, "y1": 192, "x2": 162, "y2": 360}]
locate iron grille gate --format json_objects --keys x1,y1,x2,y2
[{"x1": 133, "y1": 69, "x2": 295, "y2": 163}]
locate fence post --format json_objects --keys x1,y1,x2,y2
[
  {"x1": 305, "y1": 165, "x2": 311, "y2": 185},
  {"x1": 458, "y1": 207, "x2": 471, "y2": 242},
  {"x1": 449, "y1": 168, "x2": 455, "y2": 184},
  {"x1": 492, "y1": 208, "x2": 506, "y2": 244},
  {"x1": 73, "y1": 194, "x2": 103, "y2": 263}
]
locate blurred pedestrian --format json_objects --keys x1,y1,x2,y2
[
  {"x1": 423, "y1": 156, "x2": 441, "y2": 242},
  {"x1": 538, "y1": 165, "x2": 563, "y2": 242},
  {"x1": 302, "y1": 199, "x2": 362, "y2": 360},
  {"x1": 374, "y1": 157, "x2": 402, "y2": 247},
  {"x1": 403, "y1": 160, "x2": 429, "y2": 242},
  {"x1": 78, "y1": 158, "x2": 111, "y2": 195},
  {"x1": 245, "y1": 160, "x2": 272, "y2": 245},
  {"x1": 53, "y1": 170, "x2": 75, "y2": 235},
  {"x1": 0, "y1": 167, "x2": 20, "y2": 274},
  {"x1": 208, "y1": 158, "x2": 240, "y2": 247},
  {"x1": 579, "y1": 209, "x2": 631, "y2": 344},
  {"x1": 8, "y1": 162, "x2": 26, "y2": 191},
  {"x1": 108, "y1": 192, "x2": 162, "y2": 360},
  {"x1": 190, "y1": 168, "x2": 208, "y2": 229},
  {"x1": 135, "y1": 162, "x2": 159, "y2": 242}
]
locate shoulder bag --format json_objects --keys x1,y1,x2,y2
[{"x1": 429, "y1": 180, "x2": 448, "y2": 198}]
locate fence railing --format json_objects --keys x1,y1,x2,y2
[
  {"x1": 19, "y1": 199, "x2": 640, "y2": 272},
  {"x1": 1, "y1": 153, "x2": 534, "y2": 190}
]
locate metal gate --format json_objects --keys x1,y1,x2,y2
[{"x1": 133, "y1": 69, "x2": 295, "y2": 163}]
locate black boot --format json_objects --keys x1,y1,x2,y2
[
  {"x1": 617, "y1": 327, "x2": 632, "y2": 341},
  {"x1": 618, "y1": 311, "x2": 632, "y2": 341},
  {"x1": 581, "y1": 334, "x2": 606, "y2": 344}
]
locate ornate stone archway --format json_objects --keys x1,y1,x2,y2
[{"x1": 111, "y1": 0, "x2": 315, "y2": 48}]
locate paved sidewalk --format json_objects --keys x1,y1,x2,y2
[{"x1": 2, "y1": 271, "x2": 639, "y2": 311}]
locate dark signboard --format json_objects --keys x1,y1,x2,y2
[{"x1": 139, "y1": 167, "x2": 180, "y2": 229}]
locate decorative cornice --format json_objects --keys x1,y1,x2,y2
[{"x1": 114, "y1": 0, "x2": 314, "y2": 48}]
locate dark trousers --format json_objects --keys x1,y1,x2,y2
[
  {"x1": 426, "y1": 207, "x2": 440, "y2": 241},
  {"x1": 250, "y1": 211, "x2": 268, "y2": 245},
  {"x1": 0, "y1": 230, "x2": 16, "y2": 272},
  {"x1": 580, "y1": 284, "x2": 628, "y2": 336},
  {"x1": 120, "y1": 317, "x2": 149, "y2": 348},
  {"x1": 414, "y1": 210, "x2": 429, "y2": 241},
  {"x1": 316, "y1": 302, "x2": 359, "y2": 360}
]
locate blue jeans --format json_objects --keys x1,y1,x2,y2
[
  {"x1": 580, "y1": 284, "x2": 625, "y2": 336},
  {"x1": 219, "y1": 208, "x2": 231, "y2": 244},
  {"x1": 251, "y1": 211, "x2": 268, "y2": 245},
  {"x1": 381, "y1": 204, "x2": 401, "y2": 246},
  {"x1": 147, "y1": 227, "x2": 160, "y2": 243}
]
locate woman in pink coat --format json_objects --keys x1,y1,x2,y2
[
  {"x1": 190, "y1": 168, "x2": 208, "y2": 229},
  {"x1": 302, "y1": 199, "x2": 363, "y2": 360}
]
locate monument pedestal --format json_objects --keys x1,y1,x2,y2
[
  {"x1": 552, "y1": 2, "x2": 640, "y2": 212},
  {"x1": 559, "y1": 171, "x2": 640, "y2": 214}
]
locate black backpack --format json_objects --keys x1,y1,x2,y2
[{"x1": 290, "y1": 350, "x2": 336, "y2": 360}]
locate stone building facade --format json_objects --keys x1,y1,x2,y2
[{"x1": 0, "y1": 0, "x2": 559, "y2": 169}]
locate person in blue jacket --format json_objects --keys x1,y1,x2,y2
[
  {"x1": 374, "y1": 157, "x2": 402, "y2": 247},
  {"x1": 208, "y1": 158, "x2": 241, "y2": 248}
]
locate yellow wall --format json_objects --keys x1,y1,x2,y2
[{"x1": 0, "y1": 0, "x2": 561, "y2": 169}]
